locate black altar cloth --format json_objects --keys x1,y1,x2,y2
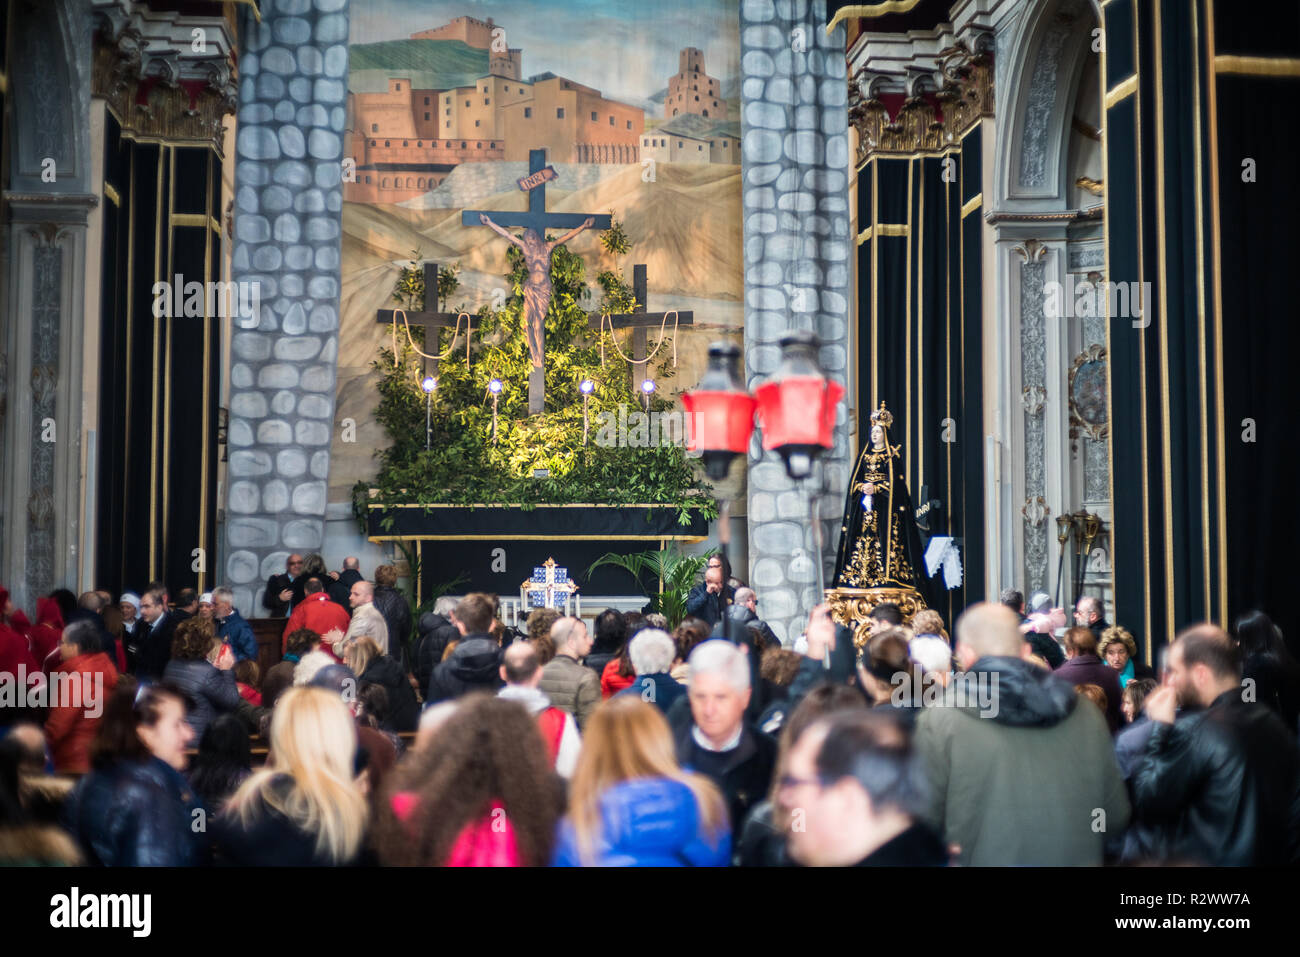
[{"x1": 365, "y1": 504, "x2": 709, "y2": 602}]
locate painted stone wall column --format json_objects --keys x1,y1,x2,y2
[
  {"x1": 223, "y1": 0, "x2": 351, "y2": 614},
  {"x1": 739, "y1": 0, "x2": 852, "y2": 646}
]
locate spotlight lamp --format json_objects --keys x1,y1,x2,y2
[
  {"x1": 579, "y1": 378, "x2": 595, "y2": 394},
  {"x1": 420, "y1": 376, "x2": 437, "y2": 394},
  {"x1": 488, "y1": 378, "x2": 503, "y2": 394}
]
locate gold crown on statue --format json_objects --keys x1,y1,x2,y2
[{"x1": 870, "y1": 402, "x2": 894, "y2": 429}]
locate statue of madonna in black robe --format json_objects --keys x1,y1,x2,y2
[{"x1": 832, "y1": 402, "x2": 930, "y2": 602}]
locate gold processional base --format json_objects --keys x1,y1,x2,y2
[{"x1": 825, "y1": 586, "x2": 926, "y2": 655}]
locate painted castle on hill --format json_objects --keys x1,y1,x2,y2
[{"x1": 344, "y1": 16, "x2": 736, "y2": 204}]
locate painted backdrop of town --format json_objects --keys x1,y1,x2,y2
[{"x1": 334, "y1": 1, "x2": 743, "y2": 499}]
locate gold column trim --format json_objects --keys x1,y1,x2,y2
[
  {"x1": 960, "y1": 192, "x2": 982, "y2": 218},
  {"x1": 1206, "y1": 0, "x2": 1229, "y2": 623},
  {"x1": 150, "y1": 147, "x2": 164, "y2": 579},
  {"x1": 1191, "y1": 0, "x2": 1212, "y2": 620},
  {"x1": 1100, "y1": 4, "x2": 1122, "y2": 659},
  {"x1": 1153, "y1": 1, "x2": 1177, "y2": 637},
  {"x1": 163, "y1": 148, "x2": 176, "y2": 567},
  {"x1": 827, "y1": 0, "x2": 923, "y2": 33},
  {"x1": 170, "y1": 213, "x2": 212, "y2": 228},
  {"x1": 199, "y1": 152, "x2": 214, "y2": 593},
  {"x1": 1105, "y1": 74, "x2": 1138, "y2": 109},
  {"x1": 1213, "y1": 55, "x2": 1300, "y2": 77},
  {"x1": 917, "y1": 158, "x2": 925, "y2": 485},
  {"x1": 103, "y1": 182, "x2": 122, "y2": 207},
  {"x1": 905, "y1": 159, "x2": 913, "y2": 484},
  {"x1": 872, "y1": 160, "x2": 879, "y2": 410},
  {"x1": 1132, "y1": 6, "x2": 1153, "y2": 651},
  {"x1": 850, "y1": 44, "x2": 993, "y2": 165}
]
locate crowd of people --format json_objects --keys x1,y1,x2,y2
[{"x1": 1, "y1": 557, "x2": 1299, "y2": 867}]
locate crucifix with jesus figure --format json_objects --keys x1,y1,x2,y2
[{"x1": 462, "y1": 149, "x2": 611, "y2": 414}]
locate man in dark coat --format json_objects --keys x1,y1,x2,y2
[
  {"x1": 1055, "y1": 626, "x2": 1123, "y2": 732},
  {"x1": 262, "y1": 554, "x2": 303, "y2": 617},
  {"x1": 672, "y1": 639, "x2": 775, "y2": 838},
  {"x1": 1132, "y1": 624, "x2": 1300, "y2": 866},
  {"x1": 1075, "y1": 595, "x2": 1109, "y2": 639},
  {"x1": 132, "y1": 587, "x2": 178, "y2": 680},
  {"x1": 782, "y1": 710, "x2": 948, "y2": 867},
  {"x1": 330, "y1": 558, "x2": 363, "y2": 609},
  {"x1": 414, "y1": 599, "x2": 460, "y2": 694},
  {"x1": 685, "y1": 565, "x2": 728, "y2": 628},
  {"x1": 724, "y1": 588, "x2": 780, "y2": 651},
  {"x1": 371, "y1": 564, "x2": 412, "y2": 665}
]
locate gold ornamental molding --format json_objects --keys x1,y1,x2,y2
[
  {"x1": 826, "y1": 586, "x2": 927, "y2": 656},
  {"x1": 850, "y1": 40, "x2": 994, "y2": 164},
  {"x1": 91, "y1": 20, "x2": 237, "y2": 152}
]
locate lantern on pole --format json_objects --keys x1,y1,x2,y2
[
  {"x1": 753, "y1": 331, "x2": 843, "y2": 480},
  {"x1": 681, "y1": 343, "x2": 756, "y2": 481}
]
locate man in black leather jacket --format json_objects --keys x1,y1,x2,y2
[{"x1": 1131, "y1": 624, "x2": 1300, "y2": 866}]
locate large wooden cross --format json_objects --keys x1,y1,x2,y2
[
  {"x1": 375, "y1": 262, "x2": 468, "y2": 379},
  {"x1": 462, "y1": 149, "x2": 612, "y2": 414},
  {"x1": 589, "y1": 264, "x2": 694, "y2": 390}
]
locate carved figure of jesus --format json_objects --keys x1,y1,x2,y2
[{"x1": 477, "y1": 213, "x2": 595, "y2": 368}]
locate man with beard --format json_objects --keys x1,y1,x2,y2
[{"x1": 1131, "y1": 625, "x2": 1300, "y2": 865}]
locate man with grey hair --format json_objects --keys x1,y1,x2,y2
[
  {"x1": 616, "y1": 628, "x2": 685, "y2": 715},
  {"x1": 414, "y1": 595, "x2": 460, "y2": 693},
  {"x1": 724, "y1": 587, "x2": 780, "y2": 653},
  {"x1": 342, "y1": 580, "x2": 389, "y2": 657},
  {"x1": 913, "y1": 602, "x2": 1129, "y2": 865},
  {"x1": 211, "y1": 586, "x2": 257, "y2": 662},
  {"x1": 673, "y1": 639, "x2": 776, "y2": 839},
  {"x1": 1074, "y1": 594, "x2": 1109, "y2": 639}
]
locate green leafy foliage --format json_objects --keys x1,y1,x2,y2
[
  {"x1": 586, "y1": 547, "x2": 713, "y2": 628},
  {"x1": 359, "y1": 219, "x2": 717, "y2": 528}
]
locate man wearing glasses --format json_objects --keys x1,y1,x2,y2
[{"x1": 262, "y1": 553, "x2": 304, "y2": 617}]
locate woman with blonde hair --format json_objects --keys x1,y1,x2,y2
[
  {"x1": 1098, "y1": 625, "x2": 1155, "y2": 688},
  {"x1": 346, "y1": 635, "x2": 419, "y2": 732},
  {"x1": 212, "y1": 686, "x2": 369, "y2": 866},
  {"x1": 554, "y1": 695, "x2": 730, "y2": 866}
]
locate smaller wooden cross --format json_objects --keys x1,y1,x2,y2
[
  {"x1": 375, "y1": 262, "x2": 470, "y2": 379},
  {"x1": 589, "y1": 264, "x2": 695, "y2": 389}
]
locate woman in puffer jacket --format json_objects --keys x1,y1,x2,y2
[
  {"x1": 162, "y1": 617, "x2": 242, "y2": 743},
  {"x1": 553, "y1": 695, "x2": 730, "y2": 866}
]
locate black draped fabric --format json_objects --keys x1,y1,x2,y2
[{"x1": 832, "y1": 418, "x2": 931, "y2": 606}]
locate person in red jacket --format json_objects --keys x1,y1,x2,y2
[
  {"x1": 28, "y1": 597, "x2": 65, "y2": 666},
  {"x1": 281, "y1": 577, "x2": 350, "y2": 656},
  {"x1": 44, "y1": 619, "x2": 120, "y2": 773},
  {"x1": 601, "y1": 643, "x2": 637, "y2": 698},
  {"x1": 0, "y1": 585, "x2": 39, "y2": 683}
]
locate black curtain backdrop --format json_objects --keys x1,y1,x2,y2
[
  {"x1": 854, "y1": 127, "x2": 985, "y2": 626},
  {"x1": 96, "y1": 113, "x2": 221, "y2": 596},
  {"x1": 1103, "y1": 0, "x2": 1300, "y2": 656}
]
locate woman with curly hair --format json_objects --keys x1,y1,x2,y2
[
  {"x1": 163, "y1": 616, "x2": 241, "y2": 742},
  {"x1": 669, "y1": 616, "x2": 712, "y2": 684},
  {"x1": 554, "y1": 694, "x2": 729, "y2": 867},
  {"x1": 374, "y1": 693, "x2": 561, "y2": 866},
  {"x1": 1097, "y1": 625, "x2": 1155, "y2": 689}
]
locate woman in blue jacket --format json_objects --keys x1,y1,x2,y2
[{"x1": 553, "y1": 695, "x2": 730, "y2": 866}]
